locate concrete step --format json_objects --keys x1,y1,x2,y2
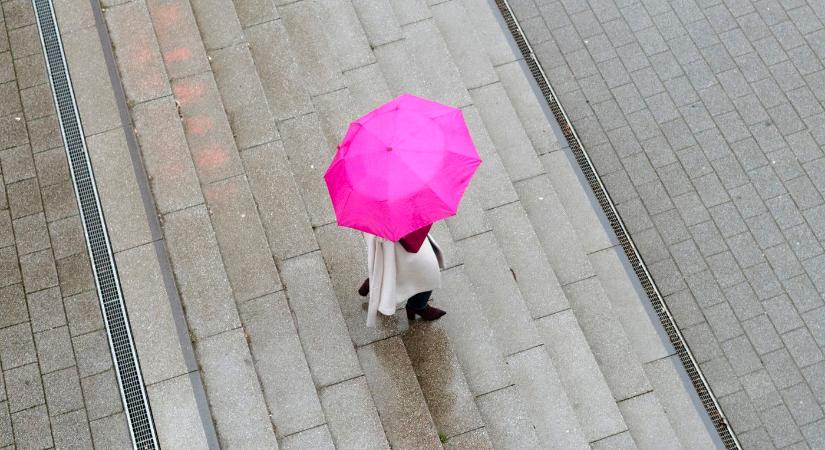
[
  {"x1": 402, "y1": 322, "x2": 485, "y2": 441},
  {"x1": 318, "y1": 376, "x2": 390, "y2": 449},
  {"x1": 536, "y1": 309, "x2": 628, "y2": 443},
  {"x1": 617, "y1": 391, "x2": 682, "y2": 450},
  {"x1": 459, "y1": 0, "x2": 521, "y2": 67},
  {"x1": 644, "y1": 356, "x2": 722, "y2": 450},
  {"x1": 357, "y1": 337, "x2": 443, "y2": 449},
  {"x1": 506, "y1": 346, "x2": 590, "y2": 449},
  {"x1": 475, "y1": 385, "x2": 542, "y2": 449}
]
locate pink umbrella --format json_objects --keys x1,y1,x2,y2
[{"x1": 324, "y1": 94, "x2": 482, "y2": 241}]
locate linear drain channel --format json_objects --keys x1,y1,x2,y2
[
  {"x1": 494, "y1": 1, "x2": 740, "y2": 449},
  {"x1": 31, "y1": 0, "x2": 158, "y2": 448}
]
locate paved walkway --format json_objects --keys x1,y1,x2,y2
[
  {"x1": 5, "y1": 0, "x2": 725, "y2": 448},
  {"x1": 511, "y1": 0, "x2": 825, "y2": 447},
  {"x1": 0, "y1": 0, "x2": 130, "y2": 448}
]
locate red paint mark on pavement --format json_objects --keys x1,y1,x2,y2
[
  {"x1": 153, "y1": 3, "x2": 180, "y2": 28},
  {"x1": 195, "y1": 145, "x2": 231, "y2": 174},
  {"x1": 173, "y1": 80, "x2": 205, "y2": 105},
  {"x1": 185, "y1": 116, "x2": 213, "y2": 134},
  {"x1": 165, "y1": 47, "x2": 192, "y2": 63}
]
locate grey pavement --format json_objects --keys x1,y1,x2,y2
[
  {"x1": 512, "y1": 0, "x2": 825, "y2": 447},
  {"x1": 0, "y1": 0, "x2": 128, "y2": 448},
  {"x1": 5, "y1": 0, "x2": 741, "y2": 448}
]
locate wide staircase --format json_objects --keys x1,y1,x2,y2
[{"x1": 100, "y1": 0, "x2": 723, "y2": 448}]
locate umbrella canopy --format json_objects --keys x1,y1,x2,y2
[{"x1": 324, "y1": 94, "x2": 482, "y2": 241}]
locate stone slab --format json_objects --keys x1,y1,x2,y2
[
  {"x1": 238, "y1": 292, "x2": 325, "y2": 437},
  {"x1": 563, "y1": 277, "x2": 652, "y2": 400},
  {"x1": 80, "y1": 369, "x2": 121, "y2": 420},
  {"x1": 171, "y1": 72, "x2": 244, "y2": 184},
  {"x1": 617, "y1": 391, "x2": 680, "y2": 450},
  {"x1": 312, "y1": 87, "x2": 357, "y2": 153},
  {"x1": 644, "y1": 356, "x2": 720, "y2": 449},
  {"x1": 402, "y1": 19, "x2": 472, "y2": 108},
  {"x1": 188, "y1": 0, "x2": 243, "y2": 50},
  {"x1": 196, "y1": 328, "x2": 278, "y2": 448},
  {"x1": 147, "y1": 373, "x2": 210, "y2": 450},
  {"x1": 10, "y1": 405, "x2": 51, "y2": 449},
  {"x1": 279, "y1": 113, "x2": 336, "y2": 227},
  {"x1": 431, "y1": 0, "x2": 498, "y2": 90},
  {"x1": 402, "y1": 321, "x2": 483, "y2": 438},
  {"x1": 280, "y1": 251, "x2": 361, "y2": 386},
  {"x1": 357, "y1": 336, "x2": 441, "y2": 449},
  {"x1": 373, "y1": 38, "x2": 429, "y2": 98},
  {"x1": 319, "y1": 376, "x2": 389, "y2": 449},
  {"x1": 537, "y1": 309, "x2": 627, "y2": 442},
  {"x1": 351, "y1": 0, "x2": 402, "y2": 47},
  {"x1": 486, "y1": 201, "x2": 569, "y2": 318},
  {"x1": 343, "y1": 63, "x2": 393, "y2": 118},
  {"x1": 203, "y1": 175, "x2": 281, "y2": 301},
  {"x1": 460, "y1": 0, "x2": 521, "y2": 66},
  {"x1": 280, "y1": 425, "x2": 335, "y2": 450},
  {"x1": 89, "y1": 412, "x2": 131, "y2": 449},
  {"x1": 241, "y1": 141, "x2": 318, "y2": 261},
  {"x1": 443, "y1": 427, "x2": 494, "y2": 449},
  {"x1": 515, "y1": 174, "x2": 594, "y2": 283},
  {"x1": 278, "y1": 0, "x2": 345, "y2": 96},
  {"x1": 430, "y1": 265, "x2": 512, "y2": 395},
  {"x1": 314, "y1": 223, "x2": 402, "y2": 346},
  {"x1": 61, "y1": 27, "x2": 120, "y2": 136},
  {"x1": 115, "y1": 243, "x2": 187, "y2": 384},
  {"x1": 506, "y1": 346, "x2": 591, "y2": 449},
  {"x1": 87, "y1": 128, "x2": 153, "y2": 253},
  {"x1": 105, "y1": 1, "x2": 171, "y2": 103},
  {"x1": 245, "y1": 19, "x2": 313, "y2": 122},
  {"x1": 162, "y1": 205, "x2": 240, "y2": 339},
  {"x1": 51, "y1": 409, "x2": 93, "y2": 450},
  {"x1": 497, "y1": 59, "x2": 561, "y2": 155},
  {"x1": 589, "y1": 246, "x2": 672, "y2": 363},
  {"x1": 317, "y1": 0, "x2": 374, "y2": 71},
  {"x1": 208, "y1": 44, "x2": 279, "y2": 150},
  {"x1": 146, "y1": 0, "x2": 211, "y2": 79},
  {"x1": 475, "y1": 385, "x2": 541, "y2": 449},
  {"x1": 459, "y1": 232, "x2": 541, "y2": 355},
  {"x1": 131, "y1": 96, "x2": 203, "y2": 214},
  {"x1": 72, "y1": 330, "x2": 112, "y2": 378},
  {"x1": 460, "y1": 105, "x2": 519, "y2": 209}
]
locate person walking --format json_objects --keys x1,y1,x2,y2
[{"x1": 358, "y1": 223, "x2": 446, "y2": 327}]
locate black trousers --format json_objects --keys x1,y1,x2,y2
[{"x1": 407, "y1": 291, "x2": 432, "y2": 311}]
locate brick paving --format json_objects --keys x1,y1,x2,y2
[
  {"x1": 512, "y1": 0, "x2": 825, "y2": 446},
  {"x1": 0, "y1": 0, "x2": 128, "y2": 448}
]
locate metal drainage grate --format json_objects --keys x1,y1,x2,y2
[
  {"x1": 494, "y1": 1, "x2": 741, "y2": 449},
  {"x1": 31, "y1": 1, "x2": 158, "y2": 448}
]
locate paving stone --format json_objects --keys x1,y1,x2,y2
[
  {"x1": 19, "y1": 249, "x2": 59, "y2": 294},
  {"x1": 89, "y1": 412, "x2": 131, "y2": 449},
  {"x1": 460, "y1": 106, "x2": 519, "y2": 209},
  {"x1": 5, "y1": 362, "x2": 44, "y2": 414},
  {"x1": 11, "y1": 212, "x2": 49, "y2": 256},
  {"x1": 319, "y1": 376, "x2": 389, "y2": 449},
  {"x1": 683, "y1": 321, "x2": 724, "y2": 363},
  {"x1": 42, "y1": 367, "x2": 84, "y2": 416},
  {"x1": 718, "y1": 390, "x2": 761, "y2": 433},
  {"x1": 352, "y1": 0, "x2": 401, "y2": 47},
  {"x1": 648, "y1": 256, "x2": 688, "y2": 296},
  {"x1": 61, "y1": 27, "x2": 120, "y2": 136},
  {"x1": 470, "y1": 82, "x2": 543, "y2": 181},
  {"x1": 146, "y1": 373, "x2": 210, "y2": 449},
  {"x1": 72, "y1": 329, "x2": 112, "y2": 378},
  {"x1": 497, "y1": 61, "x2": 560, "y2": 155},
  {"x1": 64, "y1": 290, "x2": 103, "y2": 337},
  {"x1": 55, "y1": 252, "x2": 93, "y2": 297},
  {"x1": 196, "y1": 329, "x2": 277, "y2": 447},
  {"x1": 0, "y1": 116, "x2": 27, "y2": 153},
  {"x1": 131, "y1": 97, "x2": 203, "y2": 214},
  {"x1": 41, "y1": 180, "x2": 78, "y2": 223},
  {"x1": 7, "y1": 177, "x2": 42, "y2": 220},
  {"x1": 784, "y1": 274, "x2": 825, "y2": 313},
  {"x1": 50, "y1": 409, "x2": 93, "y2": 449},
  {"x1": 0, "y1": 145, "x2": 35, "y2": 185},
  {"x1": 25, "y1": 287, "x2": 64, "y2": 333},
  {"x1": 279, "y1": 113, "x2": 336, "y2": 227},
  {"x1": 312, "y1": 87, "x2": 357, "y2": 153},
  {"x1": 741, "y1": 369, "x2": 782, "y2": 411},
  {"x1": 10, "y1": 404, "x2": 51, "y2": 449},
  {"x1": 743, "y1": 313, "x2": 783, "y2": 355},
  {"x1": 486, "y1": 202, "x2": 568, "y2": 318},
  {"x1": 146, "y1": 0, "x2": 210, "y2": 79},
  {"x1": 373, "y1": 38, "x2": 429, "y2": 98},
  {"x1": 782, "y1": 382, "x2": 824, "y2": 426},
  {"x1": 33, "y1": 325, "x2": 74, "y2": 374},
  {"x1": 0, "y1": 247, "x2": 21, "y2": 289},
  {"x1": 187, "y1": 0, "x2": 243, "y2": 50},
  {"x1": 664, "y1": 289, "x2": 706, "y2": 328},
  {"x1": 163, "y1": 205, "x2": 240, "y2": 338},
  {"x1": 783, "y1": 327, "x2": 825, "y2": 368},
  {"x1": 32, "y1": 147, "x2": 68, "y2": 188},
  {"x1": 726, "y1": 281, "x2": 764, "y2": 320},
  {"x1": 762, "y1": 404, "x2": 804, "y2": 447},
  {"x1": 208, "y1": 44, "x2": 278, "y2": 150},
  {"x1": 474, "y1": 385, "x2": 541, "y2": 449},
  {"x1": 238, "y1": 292, "x2": 324, "y2": 437},
  {"x1": 115, "y1": 243, "x2": 187, "y2": 385},
  {"x1": 705, "y1": 301, "x2": 745, "y2": 342},
  {"x1": 743, "y1": 262, "x2": 784, "y2": 300},
  {"x1": 802, "y1": 419, "x2": 825, "y2": 450},
  {"x1": 722, "y1": 334, "x2": 764, "y2": 376},
  {"x1": 766, "y1": 194, "x2": 804, "y2": 230},
  {"x1": 0, "y1": 403, "x2": 11, "y2": 446},
  {"x1": 685, "y1": 270, "x2": 726, "y2": 308},
  {"x1": 281, "y1": 252, "x2": 361, "y2": 386},
  {"x1": 0, "y1": 284, "x2": 27, "y2": 330},
  {"x1": 26, "y1": 115, "x2": 60, "y2": 154},
  {"x1": 80, "y1": 369, "x2": 121, "y2": 420},
  {"x1": 670, "y1": 238, "x2": 707, "y2": 274},
  {"x1": 0, "y1": 210, "x2": 12, "y2": 249},
  {"x1": 19, "y1": 84, "x2": 53, "y2": 123}
]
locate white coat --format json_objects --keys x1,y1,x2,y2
[{"x1": 364, "y1": 233, "x2": 445, "y2": 327}]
